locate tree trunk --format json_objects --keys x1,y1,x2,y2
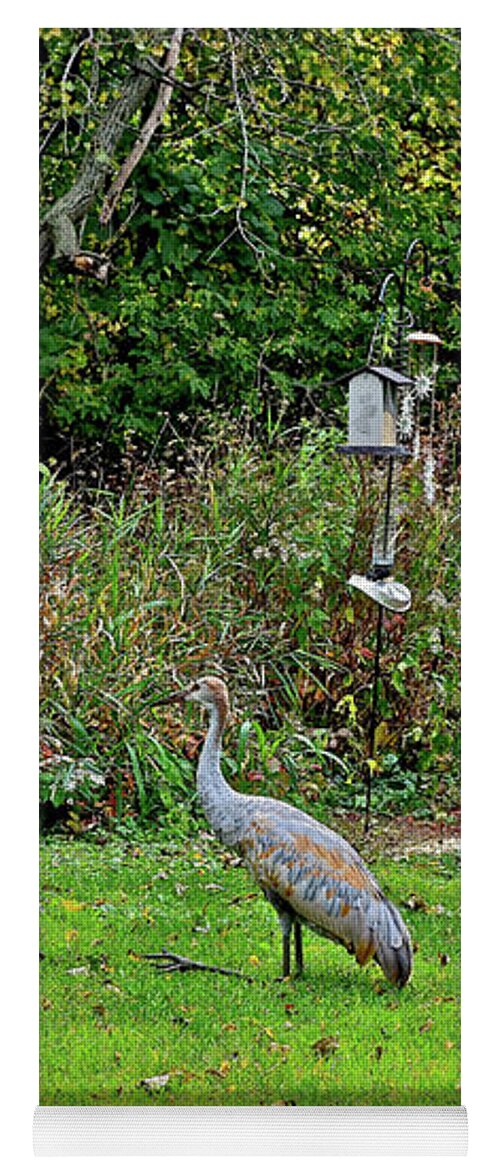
[{"x1": 39, "y1": 30, "x2": 182, "y2": 272}]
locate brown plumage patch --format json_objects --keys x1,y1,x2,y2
[
  {"x1": 355, "y1": 938, "x2": 376, "y2": 966},
  {"x1": 292, "y1": 833, "x2": 375, "y2": 893},
  {"x1": 256, "y1": 847, "x2": 278, "y2": 860},
  {"x1": 202, "y1": 676, "x2": 231, "y2": 721}
]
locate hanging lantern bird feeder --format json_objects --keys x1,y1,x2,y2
[{"x1": 336, "y1": 365, "x2": 413, "y2": 458}]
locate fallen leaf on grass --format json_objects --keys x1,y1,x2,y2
[
  {"x1": 206, "y1": 1061, "x2": 231, "y2": 1079},
  {"x1": 140, "y1": 1072, "x2": 181, "y2": 1089},
  {"x1": 312, "y1": 1036, "x2": 340, "y2": 1058},
  {"x1": 419, "y1": 1018, "x2": 434, "y2": 1034},
  {"x1": 403, "y1": 894, "x2": 429, "y2": 912}
]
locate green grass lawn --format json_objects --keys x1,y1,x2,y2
[{"x1": 40, "y1": 833, "x2": 460, "y2": 1106}]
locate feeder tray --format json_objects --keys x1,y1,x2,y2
[
  {"x1": 349, "y1": 574, "x2": 412, "y2": 612},
  {"x1": 406, "y1": 331, "x2": 443, "y2": 346}
]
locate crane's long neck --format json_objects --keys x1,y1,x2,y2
[{"x1": 196, "y1": 700, "x2": 241, "y2": 843}]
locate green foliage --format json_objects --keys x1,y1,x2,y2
[
  {"x1": 39, "y1": 406, "x2": 460, "y2": 830},
  {"x1": 40, "y1": 837, "x2": 461, "y2": 1105},
  {"x1": 40, "y1": 28, "x2": 460, "y2": 451}
]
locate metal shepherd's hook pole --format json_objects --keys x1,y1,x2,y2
[
  {"x1": 363, "y1": 239, "x2": 430, "y2": 834},
  {"x1": 364, "y1": 454, "x2": 394, "y2": 833},
  {"x1": 365, "y1": 602, "x2": 383, "y2": 833}
]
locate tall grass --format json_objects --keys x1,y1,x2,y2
[{"x1": 39, "y1": 412, "x2": 460, "y2": 830}]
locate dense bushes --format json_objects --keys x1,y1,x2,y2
[
  {"x1": 39, "y1": 29, "x2": 460, "y2": 834},
  {"x1": 40, "y1": 407, "x2": 460, "y2": 832},
  {"x1": 40, "y1": 28, "x2": 460, "y2": 457}
]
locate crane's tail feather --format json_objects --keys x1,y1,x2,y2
[
  {"x1": 375, "y1": 935, "x2": 413, "y2": 987},
  {"x1": 374, "y1": 899, "x2": 413, "y2": 987}
]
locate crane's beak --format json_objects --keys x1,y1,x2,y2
[
  {"x1": 147, "y1": 688, "x2": 189, "y2": 708},
  {"x1": 144, "y1": 683, "x2": 192, "y2": 707}
]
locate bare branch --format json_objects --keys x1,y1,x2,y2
[
  {"x1": 227, "y1": 29, "x2": 266, "y2": 265},
  {"x1": 61, "y1": 29, "x2": 95, "y2": 154},
  {"x1": 100, "y1": 28, "x2": 184, "y2": 226}
]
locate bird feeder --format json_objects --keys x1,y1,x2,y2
[
  {"x1": 348, "y1": 573, "x2": 411, "y2": 612},
  {"x1": 336, "y1": 365, "x2": 413, "y2": 458},
  {"x1": 333, "y1": 240, "x2": 442, "y2": 833}
]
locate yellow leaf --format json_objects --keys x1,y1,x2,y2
[
  {"x1": 248, "y1": 954, "x2": 260, "y2": 966},
  {"x1": 61, "y1": 898, "x2": 85, "y2": 912}
]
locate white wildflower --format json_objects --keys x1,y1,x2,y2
[
  {"x1": 430, "y1": 627, "x2": 442, "y2": 654},
  {"x1": 423, "y1": 452, "x2": 436, "y2": 504},
  {"x1": 428, "y1": 588, "x2": 448, "y2": 609}
]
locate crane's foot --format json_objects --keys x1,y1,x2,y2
[{"x1": 142, "y1": 949, "x2": 253, "y2": 980}]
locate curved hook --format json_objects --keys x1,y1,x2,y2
[
  {"x1": 404, "y1": 237, "x2": 430, "y2": 278},
  {"x1": 377, "y1": 269, "x2": 402, "y2": 307}
]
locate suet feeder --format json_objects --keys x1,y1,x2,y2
[{"x1": 336, "y1": 365, "x2": 413, "y2": 458}]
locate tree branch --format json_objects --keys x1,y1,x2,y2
[
  {"x1": 100, "y1": 28, "x2": 184, "y2": 226},
  {"x1": 227, "y1": 29, "x2": 266, "y2": 265},
  {"x1": 39, "y1": 32, "x2": 173, "y2": 272}
]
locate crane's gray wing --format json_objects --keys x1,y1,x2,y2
[{"x1": 239, "y1": 801, "x2": 411, "y2": 980}]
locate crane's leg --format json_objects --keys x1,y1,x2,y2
[
  {"x1": 294, "y1": 921, "x2": 304, "y2": 976},
  {"x1": 279, "y1": 911, "x2": 293, "y2": 978}
]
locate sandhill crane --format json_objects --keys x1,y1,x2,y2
[{"x1": 153, "y1": 676, "x2": 412, "y2": 986}]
